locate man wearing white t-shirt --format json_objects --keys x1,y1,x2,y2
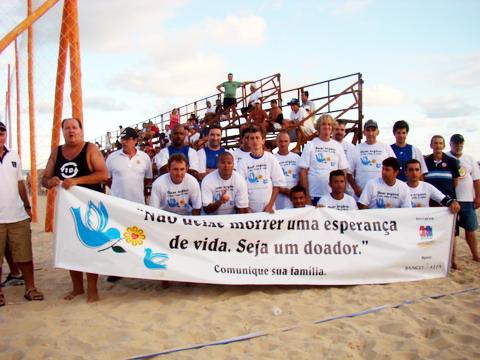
[
  {"x1": 318, "y1": 170, "x2": 358, "y2": 210},
  {"x1": 405, "y1": 159, "x2": 460, "y2": 212},
  {"x1": 153, "y1": 124, "x2": 199, "y2": 179},
  {"x1": 358, "y1": 157, "x2": 411, "y2": 209},
  {"x1": 299, "y1": 114, "x2": 349, "y2": 205},
  {"x1": 197, "y1": 125, "x2": 226, "y2": 181},
  {"x1": 349, "y1": 119, "x2": 396, "y2": 197},
  {"x1": 202, "y1": 152, "x2": 249, "y2": 215},
  {"x1": 333, "y1": 119, "x2": 356, "y2": 196},
  {"x1": 274, "y1": 130, "x2": 300, "y2": 209},
  {"x1": 106, "y1": 127, "x2": 153, "y2": 204},
  {"x1": 150, "y1": 154, "x2": 201, "y2": 216},
  {"x1": 233, "y1": 127, "x2": 252, "y2": 170},
  {"x1": 447, "y1": 134, "x2": 480, "y2": 262},
  {"x1": 237, "y1": 126, "x2": 286, "y2": 213},
  {"x1": 0, "y1": 121, "x2": 43, "y2": 305}
]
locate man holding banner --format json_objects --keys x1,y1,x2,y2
[
  {"x1": 149, "y1": 154, "x2": 202, "y2": 216},
  {"x1": 42, "y1": 118, "x2": 108, "y2": 302},
  {"x1": 358, "y1": 157, "x2": 411, "y2": 209},
  {"x1": 201, "y1": 152, "x2": 249, "y2": 215}
]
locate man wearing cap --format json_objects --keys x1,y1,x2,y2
[
  {"x1": 106, "y1": 127, "x2": 153, "y2": 205},
  {"x1": 284, "y1": 98, "x2": 315, "y2": 147},
  {"x1": 153, "y1": 124, "x2": 199, "y2": 179},
  {"x1": 0, "y1": 121, "x2": 44, "y2": 306},
  {"x1": 447, "y1": 134, "x2": 480, "y2": 262},
  {"x1": 348, "y1": 120, "x2": 396, "y2": 198}
]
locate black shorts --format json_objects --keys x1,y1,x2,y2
[{"x1": 223, "y1": 97, "x2": 236, "y2": 108}]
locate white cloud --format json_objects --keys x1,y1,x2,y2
[
  {"x1": 85, "y1": 96, "x2": 127, "y2": 111},
  {"x1": 203, "y1": 15, "x2": 267, "y2": 47},
  {"x1": 446, "y1": 118, "x2": 479, "y2": 132},
  {"x1": 329, "y1": 0, "x2": 374, "y2": 16},
  {"x1": 417, "y1": 95, "x2": 478, "y2": 118},
  {"x1": 445, "y1": 54, "x2": 480, "y2": 88},
  {"x1": 110, "y1": 53, "x2": 225, "y2": 99},
  {"x1": 364, "y1": 84, "x2": 408, "y2": 106}
]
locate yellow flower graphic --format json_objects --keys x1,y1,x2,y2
[
  {"x1": 258, "y1": 175, "x2": 263, "y2": 180},
  {"x1": 326, "y1": 156, "x2": 331, "y2": 161},
  {"x1": 179, "y1": 199, "x2": 186, "y2": 206},
  {"x1": 288, "y1": 169, "x2": 293, "y2": 174},
  {"x1": 371, "y1": 159, "x2": 377, "y2": 163},
  {"x1": 124, "y1": 226, "x2": 145, "y2": 246}
]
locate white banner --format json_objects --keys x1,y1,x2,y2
[{"x1": 54, "y1": 186, "x2": 455, "y2": 285}]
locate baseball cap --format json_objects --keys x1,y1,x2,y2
[
  {"x1": 288, "y1": 98, "x2": 300, "y2": 106},
  {"x1": 363, "y1": 119, "x2": 378, "y2": 130},
  {"x1": 120, "y1": 127, "x2": 139, "y2": 139},
  {"x1": 0, "y1": 121, "x2": 6, "y2": 132},
  {"x1": 450, "y1": 134, "x2": 464, "y2": 144}
]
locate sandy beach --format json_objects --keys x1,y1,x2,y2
[{"x1": 1, "y1": 195, "x2": 479, "y2": 360}]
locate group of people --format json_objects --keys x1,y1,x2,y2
[{"x1": 1, "y1": 83, "x2": 479, "y2": 306}]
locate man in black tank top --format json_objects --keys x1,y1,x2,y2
[{"x1": 42, "y1": 118, "x2": 108, "y2": 302}]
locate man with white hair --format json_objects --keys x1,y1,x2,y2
[{"x1": 299, "y1": 114, "x2": 349, "y2": 205}]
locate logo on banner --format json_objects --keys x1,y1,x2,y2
[
  {"x1": 419, "y1": 225, "x2": 433, "y2": 240},
  {"x1": 70, "y1": 200, "x2": 169, "y2": 269}
]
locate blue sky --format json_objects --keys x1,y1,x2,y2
[{"x1": 0, "y1": 0, "x2": 479, "y2": 168}]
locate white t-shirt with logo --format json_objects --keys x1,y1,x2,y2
[
  {"x1": 232, "y1": 147, "x2": 250, "y2": 170},
  {"x1": 408, "y1": 181, "x2": 446, "y2": 208},
  {"x1": 237, "y1": 152, "x2": 286, "y2": 213},
  {"x1": 446, "y1": 152, "x2": 480, "y2": 202},
  {"x1": 339, "y1": 139, "x2": 356, "y2": 195},
  {"x1": 290, "y1": 107, "x2": 314, "y2": 135},
  {"x1": 350, "y1": 141, "x2": 396, "y2": 190},
  {"x1": 318, "y1": 193, "x2": 358, "y2": 210},
  {"x1": 0, "y1": 148, "x2": 29, "y2": 223},
  {"x1": 106, "y1": 150, "x2": 153, "y2": 204},
  {"x1": 274, "y1": 152, "x2": 300, "y2": 209},
  {"x1": 201, "y1": 170, "x2": 249, "y2": 215},
  {"x1": 299, "y1": 137, "x2": 349, "y2": 197},
  {"x1": 358, "y1": 177, "x2": 411, "y2": 209},
  {"x1": 153, "y1": 147, "x2": 199, "y2": 172},
  {"x1": 149, "y1": 173, "x2": 202, "y2": 215}
]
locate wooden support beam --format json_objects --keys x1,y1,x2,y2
[
  {"x1": 15, "y1": 40, "x2": 22, "y2": 158},
  {"x1": 45, "y1": 0, "x2": 72, "y2": 232},
  {"x1": 27, "y1": 0, "x2": 38, "y2": 223},
  {"x1": 0, "y1": 0, "x2": 61, "y2": 54}
]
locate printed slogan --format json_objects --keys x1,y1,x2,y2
[{"x1": 54, "y1": 187, "x2": 456, "y2": 285}]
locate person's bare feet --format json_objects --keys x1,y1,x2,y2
[
  {"x1": 87, "y1": 289, "x2": 99, "y2": 303},
  {"x1": 64, "y1": 289, "x2": 84, "y2": 300}
]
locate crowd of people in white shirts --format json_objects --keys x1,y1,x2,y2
[{"x1": 103, "y1": 114, "x2": 479, "y2": 272}]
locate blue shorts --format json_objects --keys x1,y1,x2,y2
[{"x1": 457, "y1": 202, "x2": 479, "y2": 232}]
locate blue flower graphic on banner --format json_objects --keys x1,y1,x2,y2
[{"x1": 71, "y1": 201, "x2": 121, "y2": 248}]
